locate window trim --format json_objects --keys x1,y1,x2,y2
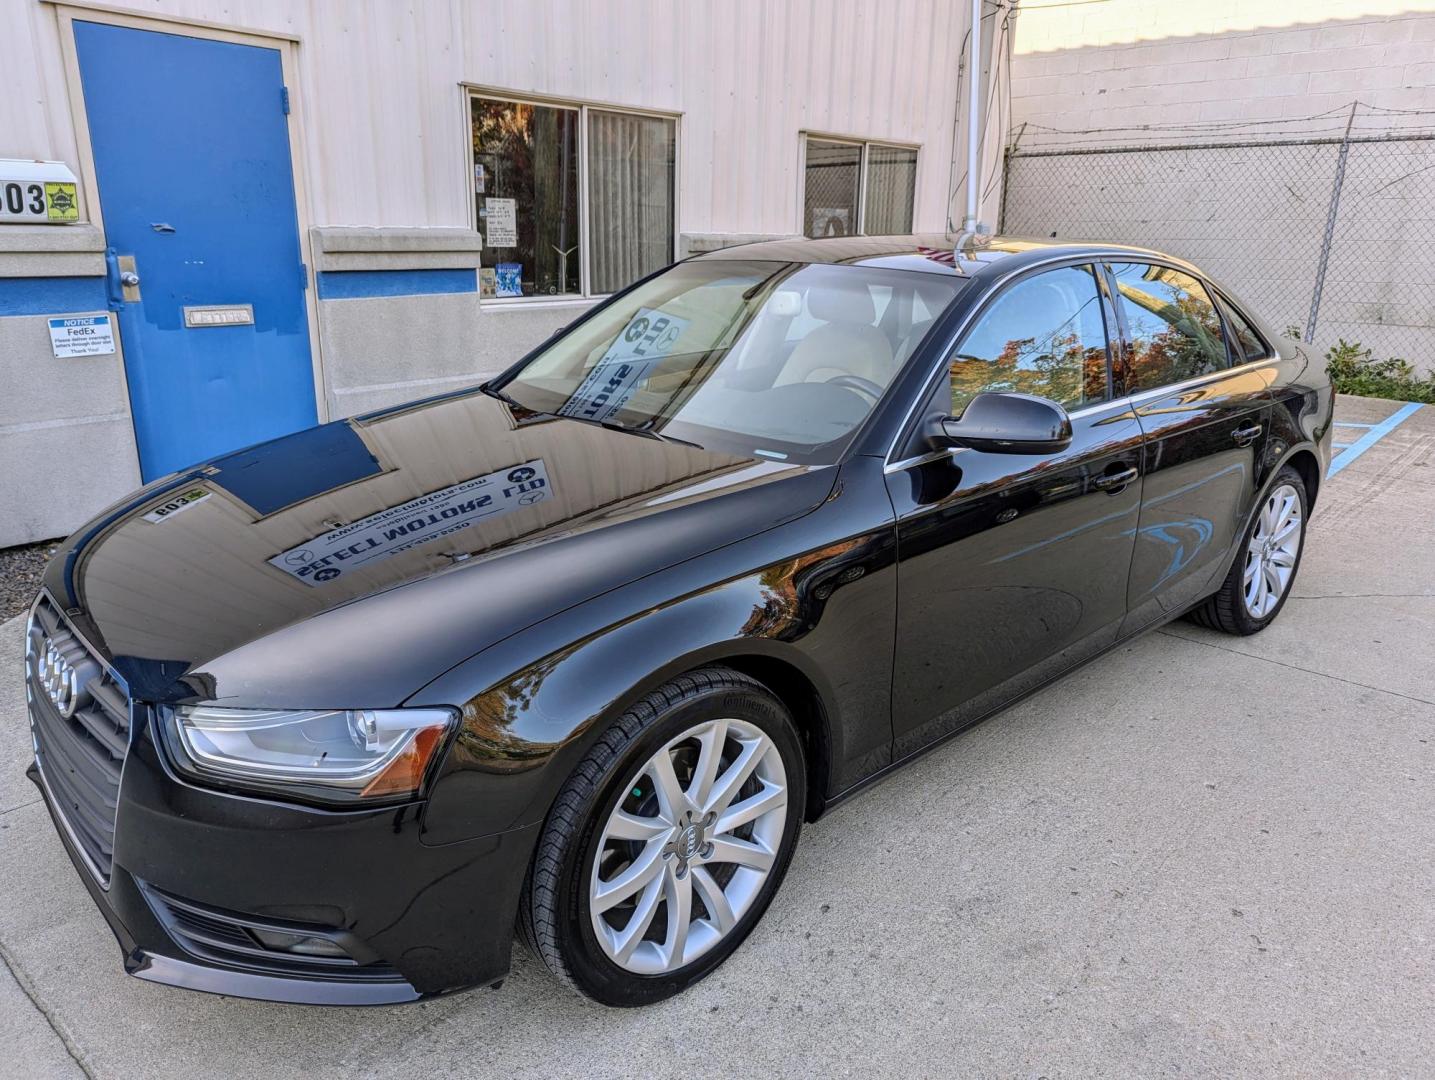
[
  {"x1": 799, "y1": 130, "x2": 921, "y2": 237},
  {"x1": 463, "y1": 85, "x2": 681, "y2": 307}
]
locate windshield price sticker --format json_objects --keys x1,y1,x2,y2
[
  {"x1": 269, "y1": 460, "x2": 551, "y2": 586},
  {"x1": 559, "y1": 307, "x2": 690, "y2": 423}
]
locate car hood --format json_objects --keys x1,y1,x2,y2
[{"x1": 43, "y1": 388, "x2": 836, "y2": 707}]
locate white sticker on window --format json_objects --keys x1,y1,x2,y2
[
  {"x1": 558, "y1": 308, "x2": 690, "y2": 423},
  {"x1": 268, "y1": 460, "x2": 550, "y2": 586},
  {"x1": 485, "y1": 197, "x2": 517, "y2": 247}
]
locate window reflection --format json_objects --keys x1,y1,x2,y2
[
  {"x1": 948, "y1": 265, "x2": 1111, "y2": 415},
  {"x1": 1109, "y1": 263, "x2": 1229, "y2": 392}
]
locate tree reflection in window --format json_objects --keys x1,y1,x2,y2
[
  {"x1": 1108, "y1": 263, "x2": 1229, "y2": 393},
  {"x1": 949, "y1": 265, "x2": 1111, "y2": 417}
]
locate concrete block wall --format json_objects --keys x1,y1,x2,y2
[
  {"x1": 1004, "y1": 0, "x2": 1435, "y2": 373},
  {"x1": 1009, "y1": 0, "x2": 1435, "y2": 142},
  {"x1": 0, "y1": 226, "x2": 143, "y2": 548},
  {"x1": 310, "y1": 227, "x2": 581, "y2": 420}
]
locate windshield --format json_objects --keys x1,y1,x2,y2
[{"x1": 494, "y1": 259, "x2": 964, "y2": 463}]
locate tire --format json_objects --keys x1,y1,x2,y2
[
  {"x1": 1187, "y1": 465, "x2": 1308, "y2": 636},
  {"x1": 518, "y1": 667, "x2": 805, "y2": 1006}
]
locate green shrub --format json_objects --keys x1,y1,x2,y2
[{"x1": 1325, "y1": 339, "x2": 1435, "y2": 404}]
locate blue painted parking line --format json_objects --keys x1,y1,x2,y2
[
  {"x1": 1328, "y1": 402, "x2": 1425, "y2": 477},
  {"x1": 1334, "y1": 421, "x2": 1375, "y2": 429}
]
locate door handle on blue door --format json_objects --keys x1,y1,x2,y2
[
  {"x1": 1093, "y1": 465, "x2": 1139, "y2": 493},
  {"x1": 1232, "y1": 424, "x2": 1263, "y2": 446}
]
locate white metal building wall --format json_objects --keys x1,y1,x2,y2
[
  {"x1": 0, "y1": 0, "x2": 995, "y2": 547},
  {"x1": 5, "y1": 0, "x2": 973, "y2": 236}
]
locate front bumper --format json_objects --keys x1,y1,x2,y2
[{"x1": 27, "y1": 702, "x2": 540, "y2": 1006}]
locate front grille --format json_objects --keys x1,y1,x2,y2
[
  {"x1": 140, "y1": 883, "x2": 402, "y2": 981},
  {"x1": 25, "y1": 593, "x2": 129, "y2": 885}
]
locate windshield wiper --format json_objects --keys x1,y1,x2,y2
[
  {"x1": 597, "y1": 419, "x2": 703, "y2": 450},
  {"x1": 480, "y1": 382, "x2": 561, "y2": 419},
  {"x1": 479, "y1": 382, "x2": 525, "y2": 409}
]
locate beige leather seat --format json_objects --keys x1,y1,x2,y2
[{"x1": 775, "y1": 283, "x2": 894, "y2": 389}]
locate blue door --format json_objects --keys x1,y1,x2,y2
[{"x1": 74, "y1": 21, "x2": 317, "y2": 481}]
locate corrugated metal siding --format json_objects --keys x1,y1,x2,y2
[{"x1": 4, "y1": 0, "x2": 970, "y2": 235}]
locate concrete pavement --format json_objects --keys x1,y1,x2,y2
[{"x1": 2, "y1": 394, "x2": 1431, "y2": 1079}]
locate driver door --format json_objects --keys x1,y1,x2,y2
[{"x1": 883, "y1": 263, "x2": 1144, "y2": 759}]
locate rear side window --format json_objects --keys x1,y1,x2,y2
[
  {"x1": 1217, "y1": 295, "x2": 1269, "y2": 363},
  {"x1": 949, "y1": 264, "x2": 1112, "y2": 416},
  {"x1": 1108, "y1": 263, "x2": 1228, "y2": 392}
]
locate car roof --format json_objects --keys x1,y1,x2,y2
[{"x1": 690, "y1": 233, "x2": 1188, "y2": 280}]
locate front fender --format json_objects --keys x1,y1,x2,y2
[{"x1": 409, "y1": 462, "x2": 899, "y2": 847}]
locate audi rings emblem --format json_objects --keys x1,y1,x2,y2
[{"x1": 27, "y1": 625, "x2": 84, "y2": 719}]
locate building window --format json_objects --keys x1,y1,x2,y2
[
  {"x1": 802, "y1": 136, "x2": 917, "y2": 238},
  {"x1": 470, "y1": 93, "x2": 676, "y2": 301}
]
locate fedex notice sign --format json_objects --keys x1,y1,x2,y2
[{"x1": 48, "y1": 314, "x2": 116, "y2": 358}]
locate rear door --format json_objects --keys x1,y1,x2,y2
[
  {"x1": 885, "y1": 263, "x2": 1144, "y2": 759},
  {"x1": 1105, "y1": 262, "x2": 1273, "y2": 630}
]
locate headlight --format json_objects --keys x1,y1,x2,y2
[{"x1": 162, "y1": 705, "x2": 456, "y2": 803}]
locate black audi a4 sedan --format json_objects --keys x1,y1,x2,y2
[{"x1": 25, "y1": 235, "x2": 1332, "y2": 1006}]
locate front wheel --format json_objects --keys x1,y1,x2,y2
[
  {"x1": 1188, "y1": 465, "x2": 1308, "y2": 635},
  {"x1": 519, "y1": 668, "x2": 804, "y2": 1006}
]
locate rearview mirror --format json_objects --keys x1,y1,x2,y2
[{"x1": 929, "y1": 392, "x2": 1073, "y2": 455}]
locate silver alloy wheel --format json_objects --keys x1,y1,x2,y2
[
  {"x1": 589, "y1": 717, "x2": 788, "y2": 975},
  {"x1": 1242, "y1": 482, "x2": 1303, "y2": 619}
]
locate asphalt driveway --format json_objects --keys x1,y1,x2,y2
[{"x1": 2, "y1": 395, "x2": 1431, "y2": 1079}]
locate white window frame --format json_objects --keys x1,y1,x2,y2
[
  {"x1": 464, "y1": 86, "x2": 681, "y2": 308},
  {"x1": 798, "y1": 131, "x2": 920, "y2": 237}
]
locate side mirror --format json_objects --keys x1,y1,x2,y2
[{"x1": 929, "y1": 392, "x2": 1073, "y2": 455}]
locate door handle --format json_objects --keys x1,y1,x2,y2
[
  {"x1": 1093, "y1": 465, "x2": 1139, "y2": 493},
  {"x1": 1232, "y1": 423, "x2": 1263, "y2": 447},
  {"x1": 116, "y1": 254, "x2": 142, "y2": 302}
]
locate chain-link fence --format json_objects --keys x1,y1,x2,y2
[{"x1": 1000, "y1": 122, "x2": 1435, "y2": 374}]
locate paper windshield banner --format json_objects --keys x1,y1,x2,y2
[
  {"x1": 268, "y1": 460, "x2": 550, "y2": 586},
  {"x1": 558, "y1": 307, "x2": 690, "y2": 423}
]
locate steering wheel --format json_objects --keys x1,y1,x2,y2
[{"x1": 824, "y1": 373, "x2": 885, "y2": 402}]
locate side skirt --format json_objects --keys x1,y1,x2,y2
[{"x1": 814, "y1": 606, "x2": 1192, "y2": 818}]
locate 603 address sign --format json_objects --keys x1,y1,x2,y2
[{"x1": 2, "y1": 181, "x2": 45, "y2": 217}]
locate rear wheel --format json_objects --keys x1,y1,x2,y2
[
  {"x1": 519, "y1": 668, "x2": 804, "y2": 1006},
  {"x1": 1188, "y1": 465, "x2": 1307, "y2": 635}
]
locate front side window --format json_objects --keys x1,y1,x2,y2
[
  {"x1": 1108, "y1": 263, "x2": 1229, "y2": 392},
  {"x1": 495, "y1": 260, "x2": 963, "y2": 463},
  {"x1": 803, "y1": 136, "x2": 917, "y2": 238},
  {"x1": 948, "y1": 265, "x2": 1112, "y2": 416},
  {"x1": 471, "y1": 95, "x2": 676, "y2": 300}
]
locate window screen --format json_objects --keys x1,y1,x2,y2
[
  {"x1": 864, "y1": 146, "x2": 917, "y2": 234},
  {"x1": 587, "y1": 110, "x2": 676, "y2": 294},
  {"x1": 1108, "y1": 263, "x2": 1229, "y2": 392}
]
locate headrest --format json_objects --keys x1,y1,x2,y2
[{"x1": 807, "y1": 282, "x2": 876, "y2": 325}]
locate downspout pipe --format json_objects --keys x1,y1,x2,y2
[{"x1": 960, "y1": 0, "x2": 983, "y2": 234}]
